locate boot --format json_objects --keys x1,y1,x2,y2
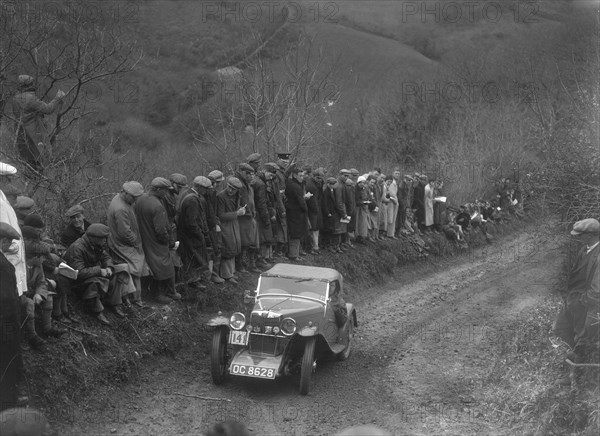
[
  {"x1": 248, "y1": 251, "x2": 262, "y2": 273},
  {"x1": 42, "y1": 308, "x2": 67, "y2": 337}
]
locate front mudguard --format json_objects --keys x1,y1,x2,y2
[
  {"x1": 299, "y1": 325, "x2": 318, "y2": 336},
  {"x1": 206, "y1": 315, "x2": 230, "y2": 332},
  {"x1": 345, "y1": 303, "x2": 358, "y2": 326}
]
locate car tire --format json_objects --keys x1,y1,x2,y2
[
  {"x1": 211, "y1": 328, "x2": 228, "y2": 385},
  {"x1": 337, "y1": 317, "x2": 354, "y2": 361},
  {"x1": 299, "y1": 337, "x2": 316, "y2": 395}
]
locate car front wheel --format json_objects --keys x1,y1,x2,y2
[
  {"x1": 210, "y1": 328, "x2": 229, "y2": 385},
  {"x1": 299, "y1": 337, "x2": 316, "y2": 395}
]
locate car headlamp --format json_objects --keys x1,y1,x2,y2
[
  {"x1": 229, "y1": 312, "x2": 246, "y2": 330},
  {"x1": 272, "y1": 326, "x2": 280, "y2": 335},
  {"x1": 280, "y1": 317, "x2": 297, "y2": 336}
]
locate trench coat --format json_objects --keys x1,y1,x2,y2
[
  {"x1": 107, "y1": 193, "x2": 146, "y2": 277},
  {"x1": 177, "y1": 190, "x2": 210, "y2": 274},
  {"x1": 252, "y1": 173, "x2": 273, "y2": 245},
  {"x1": 424, "y1": 183, "x2": 434, "y2": 226},
  {"x1": 235, "y1": 172, "x2": 259, "y2": 249},
  {"x1": 284, "y1": 177, "x2": 309, "y2": 239},
  {"x1": 305, "y1": 176, "x2": 323, "y2": 231},
  {"x1": 217, "y1": 189, "x2": 242, "y2": 259},
  {"x1": 134, "y1": 192, "x2": 174, "y2": 280},
  {"x1": 332, "y1": 179, "x2": 348, "y2": 235}
]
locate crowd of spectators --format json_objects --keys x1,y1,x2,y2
[{"x1": 0, "y1": 156, "x2": 527, "y2": 410}]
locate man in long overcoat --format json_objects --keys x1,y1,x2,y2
[
  {"x1": 207, "y1": 170, "x2": 226, "y2": 284},
  {"x1": 177, "y1": 176, "x2": 212, "y2": 287},
  {"x1": 305, "y1": 169, "x2": 324, "y2": 253},
  {"x1": 107, "y1": 181, "x2": 146, "y2": 307},
  {"x1": 285, "y1": 167, "x2": 309, "y2": 260},
  {"x1": 412, "y1": 175, "x2": 426, "y2": 233},
  {"x1": 248, "y1": 154, "x2": 273, "y2": 269},
  {"x1": 265, "y1": 162, "x2": 287, "y2": 258},
  {"x1": 332, "y1": 170, "x2": 350, "y2": 252},
  {"x1": 135, "y1": 178, "x2": 178, "y2": 304},
  {"x1": 217, "y1": 178, "x2": 245, "y2": 283},
  {"x1": 235, "y1": 163, "x2": 260, "y2": 273}
]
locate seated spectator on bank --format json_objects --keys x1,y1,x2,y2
[
  {"x1": 60, "y1": 204, "x2": 90, "y2": 247},
  {"x1": 443, "y1": 211, "x2": 466, "y2": 246},
  {"x1": 22, "y1": 232, "x2": 67, "y2": 341},
  {"x1": 21, "y1": 214, "x2": 78, "y2": 325},
  {"x1": 455, "y1": 205, "x2": 471, "y2": 233},
  {"x1": 468, "y1": 203, "x2": 493, "y2": 242},
  {"x1": 64, "y1": 224, "x2": 126, "y2": 326}
]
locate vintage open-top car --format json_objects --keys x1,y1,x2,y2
[{"x1": 206, "y1": 263, "x2": 357, "y2": 395}]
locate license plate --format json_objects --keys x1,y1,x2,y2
[
  {"x1": 229, "y1": 330, "x2": 249, "y2": 345},
  {"x1": 229, "y1": 363, "x2": 277, "y2": 379}
]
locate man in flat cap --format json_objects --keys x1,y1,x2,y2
[
  {"x1": 0, "y1": 223, "x2": 27, "y2": 407},
  {"x1": 249, "y1": 158, "x2": 274, "y2": 269},
  {"x1": 330, "y1": 170, "x2": 351, "y2": 253},
  {"x1": 12, "y1": 75, "x2": 66, "y2": 172},
  {"x1": 170, "y1": 173, "x2": 189, "y2": 212},
  {"x1": 246, "y1": 152, "x2": 262, "y2": 171},
  {"x1": 64, "y1": 224, "x2": 124, "y2": 325},
  {"x1": 554, "y1": 218, "x2": 600, "y2": 382},
  {"x1": 12, "y1": 196, "x2": 35, "y2": 226},
  {"x1": 207, "y1": 170, "x2": 226, "y2": 283},
  {"x1": 60, "y1": 204, "x2": 90, "y2": 248},
  {"x1": 216, "y1": 177, "x2": 246, "y2": 283},
  {"x1": 177, "y1": 176, "x2": 212, "y2": 288},
  {"x1": 305, "y1": 168, "x2": 324, "y2": 254},
  {"x1": 107, "y1": 182, "x2": 146, "y2": 308},
  {"x1": 135, "y1": 178, "x2": 178, "y2": 304},
  {"x1": 235, "y1": 163, "x2": 261, "y2": 273},
  {"x1": 265, "y1": 162, "x2": 287, "y2": 258}
]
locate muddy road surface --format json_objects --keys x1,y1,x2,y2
[{"x1": 57, "y1": 224, "x2": 563, "y2": 435}]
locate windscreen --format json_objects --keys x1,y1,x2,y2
[{"x1": 258, "y1": 276, "x2": 328, "y2": 300}]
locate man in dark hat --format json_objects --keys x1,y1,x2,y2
[
  {"x1": 12, "y1": 75, "x2": 66, "y2": 171},
  {"x1": 217, "y1": 177, "x2": 245, "y2": 283},
  {"x1": 60, "y1": 204, "x2": 90, "y2": 248},
  {"x1": 64, "y1": 224, "x2": 124, "y2": 325},
  {"x1": 136, "y1": 178, "x2": 179, "y2": 303}
]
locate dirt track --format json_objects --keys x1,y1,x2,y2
[{"x1": 56, "y1": 222, "x2": 565, "y2": 435}]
